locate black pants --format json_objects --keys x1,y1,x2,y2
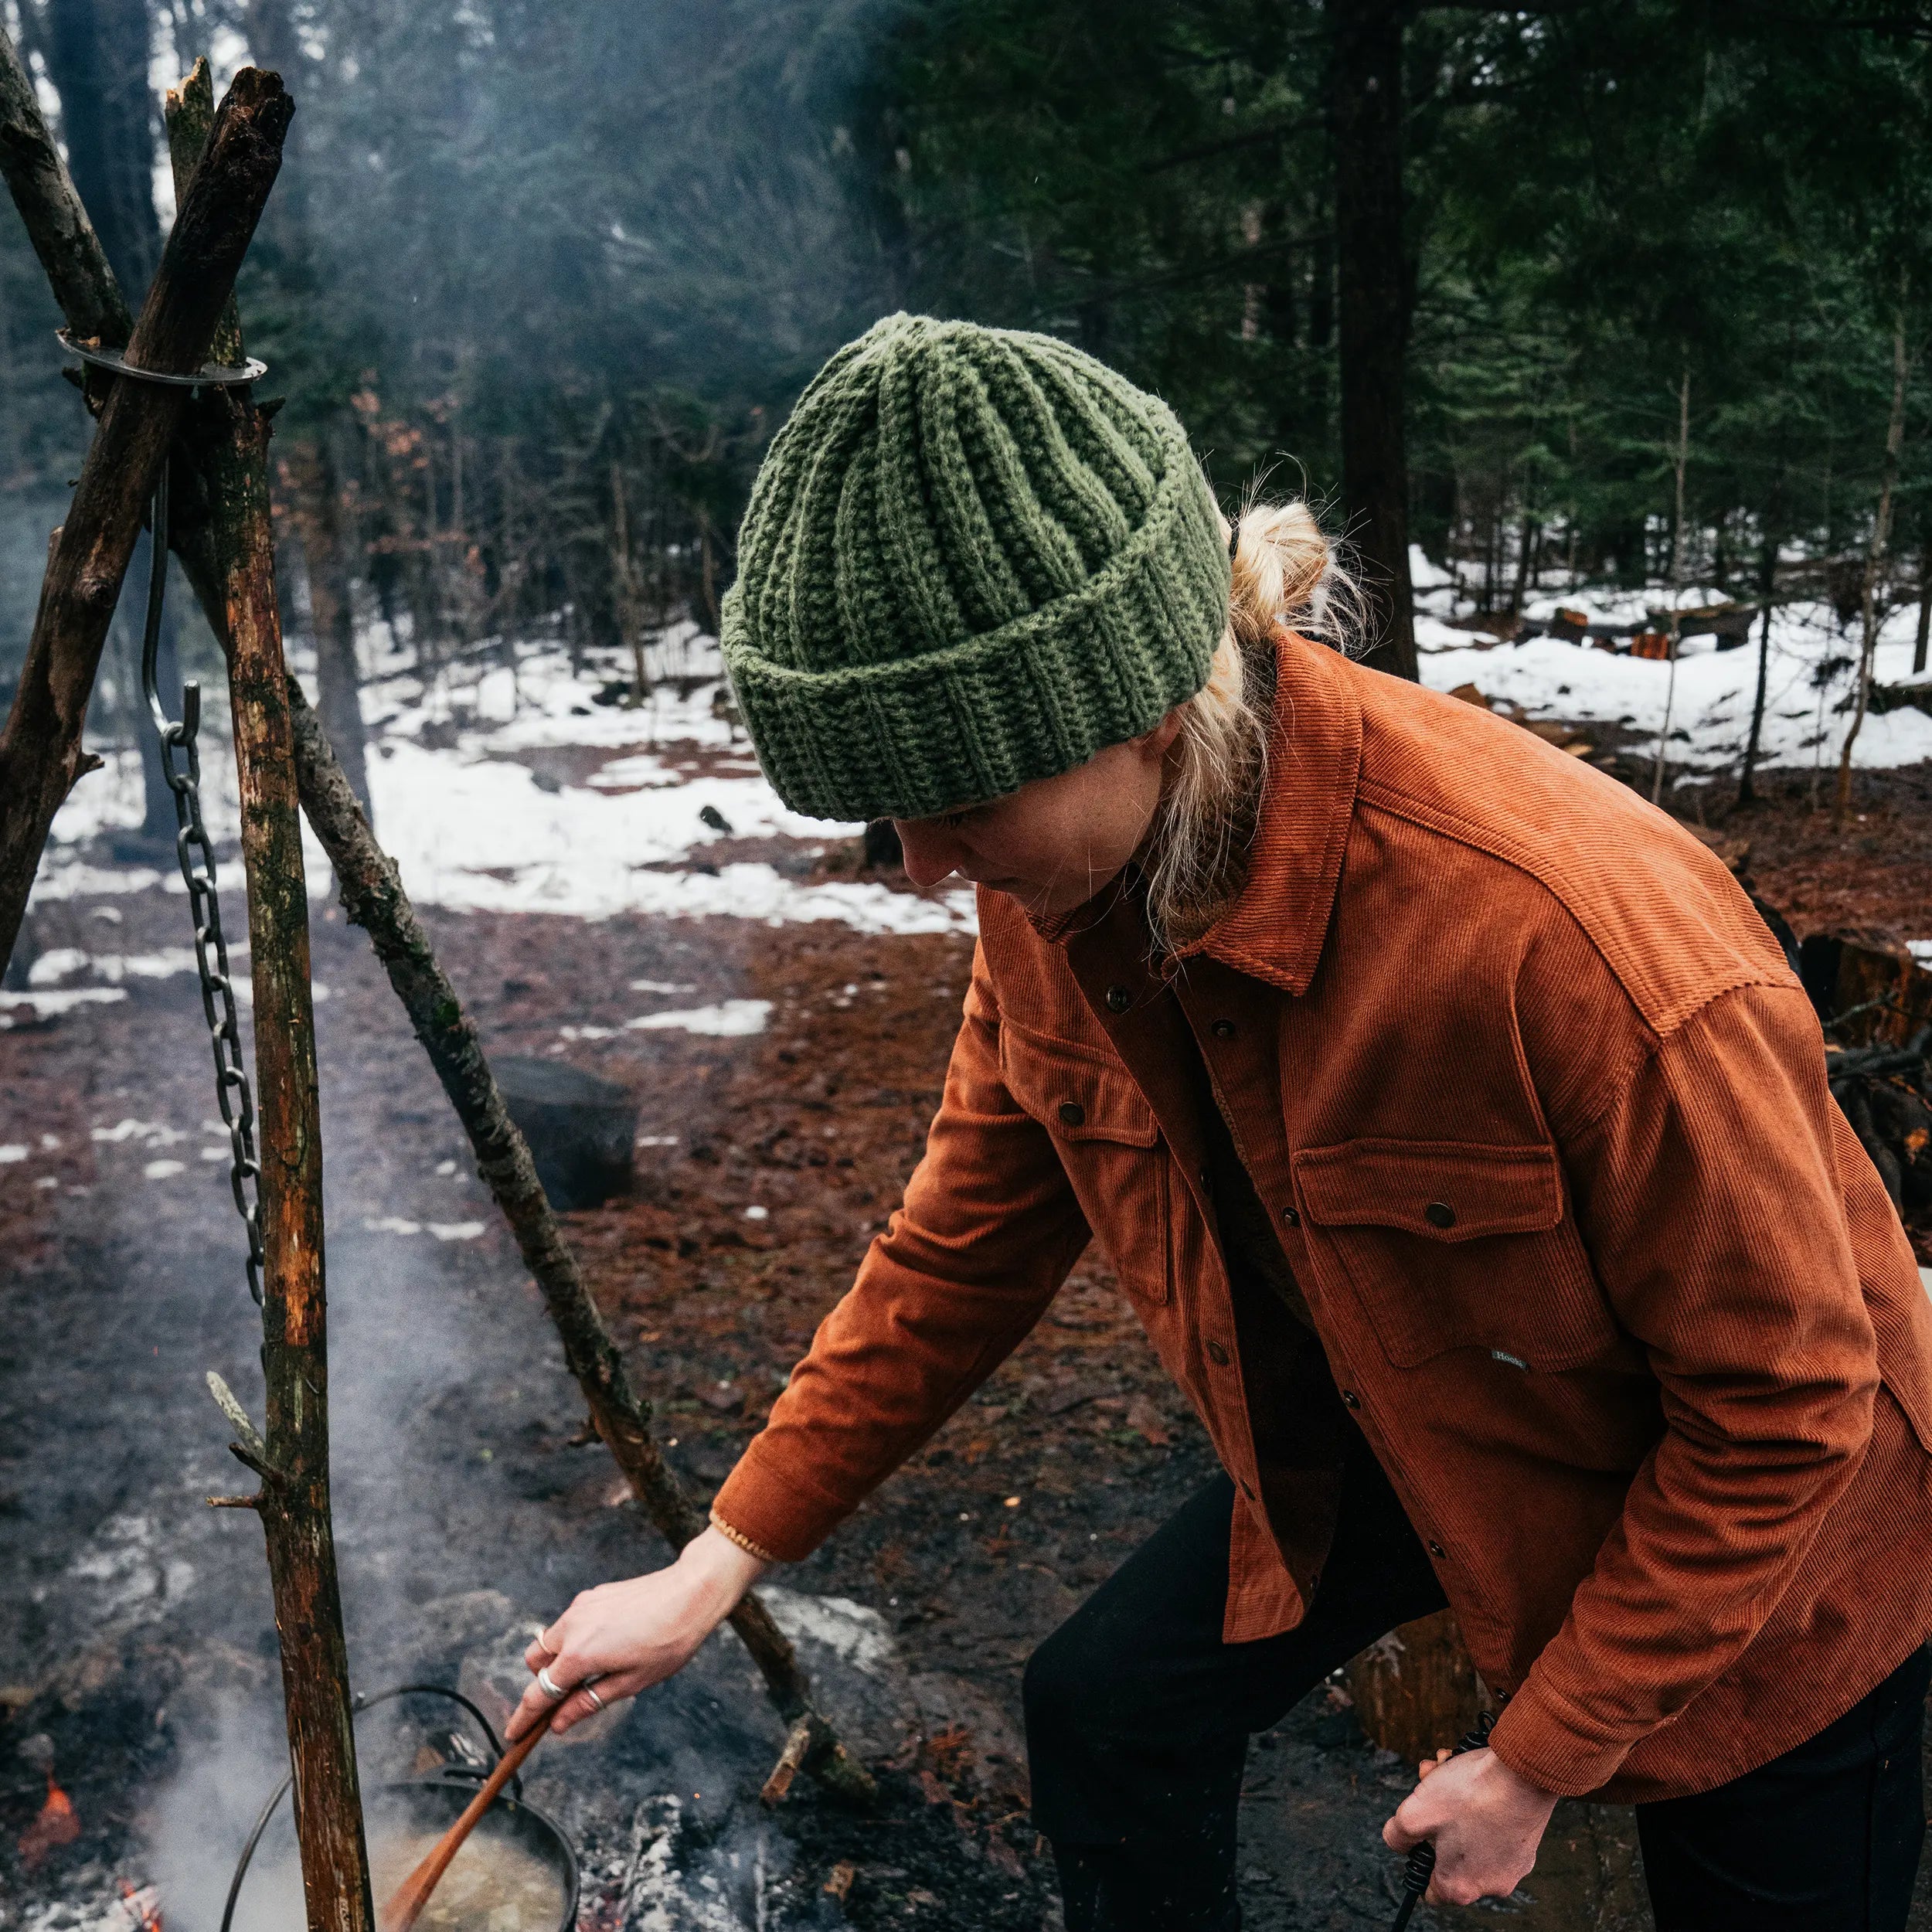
[{"x1": 1025, "y1": 1449, "x2": 1929, "y2": 1932}]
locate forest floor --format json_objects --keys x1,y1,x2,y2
[{"x1": 4, "y1": 637, "x2": 1932, "y2": 1931}]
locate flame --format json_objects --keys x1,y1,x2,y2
[
  {"x1": 18, "y1": 1767, "x2": 80, "y2": 1869},
  {"x1": 118, "y1": 1879, "x2": 165, "y2": 1932}
]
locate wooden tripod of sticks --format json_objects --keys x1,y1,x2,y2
[{"x1": 0, "y1": 33, "x2": 869, "y2": 1932}]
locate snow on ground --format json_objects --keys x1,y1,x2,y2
[
  {"x1": 1411, "y1": 555, "x2": 1932, "y2": 781},
  {"x1": 31, "y1": 624, "x2": 975, "y2": 937},
  {"x1": 24, "y1": 580, "x2": 1932, "y2": 945}
]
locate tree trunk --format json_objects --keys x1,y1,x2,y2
[
  {"x1": 1737, "y1": 525, "x2": 1778, "y2": 808},
  {"x1": 0, "y1": 22, "x2": 131, "y2": 348},
  {"x1": 1328, "y1": 0, "x2": 1417, "y2": 681},
  {"x1": 164, "y1": 63, "x2": 376, "y2": 1932},
  {"x1": 1651, "y1": 368, "x2": 1692, "y2": 807},
  {"x1": 36, "y1": 0, "x2": 188, "y2": 836},
  {"x1": 285, "y1": 437, "x2": 372, "y2": 818},
  {"x1": 0, "y1": 60, "x2": 295, "y2": 976},
  {"x1": 39, "y1": 0, "x2": 160, "y2": 298},
  {"x1": 1915, "y1": 536, "x2": 1929, "y2": 678},
  {"x1": 1835, "y1": 301, "x2": 1910, "y2": 827},
  {"x1": 1345, "y1": 1608, "x2": 1490, "y2": 1765},
  {"x1": 283, "y1": 677, "x2": 873, "y2": 1807}
]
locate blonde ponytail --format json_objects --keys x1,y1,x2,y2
[{"x1": 1139, "y1": 491, "x2": 1359, "y2": 953}]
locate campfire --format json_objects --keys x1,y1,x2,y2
[{"x1": 19, "y1": 1763, "x2": 80, "y2": 1871}]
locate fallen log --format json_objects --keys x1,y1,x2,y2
[
  {"x1": 162, "y1": 66, "x2": 376, "y2": 1932},
  {"x1": 0, "y1": 55, "x2": 291, "y2": 975},
  {"x1": 285, "y1": 679, "x2": 872, "y2": 1806}
]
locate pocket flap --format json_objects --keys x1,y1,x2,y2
[
  {"x1": 1294, "y1": 1140, "x2": 1565, "y2": 1241},
  {"x1": 999, "y1": 1023, "x2": 1159, "y2": 1147}
]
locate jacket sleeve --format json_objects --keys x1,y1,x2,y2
[
  {"x1": 710, "y1": 944, "x2": 1093, "y2": 1561},
  {"x1": 1488, "y1": 979, "x2": 1883, "y2": 1795}
]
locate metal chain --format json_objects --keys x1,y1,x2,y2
[{"x1": 142, "y1": 461, "x2": 266, "y2": 1307}]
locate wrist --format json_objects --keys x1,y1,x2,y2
[
  {"x1": 1488, "y1": 1751, "x2": 1560, "y2": 1818},
  {"x1": 678, "y1": 1524, "x2": 769, "y2": 1614}
]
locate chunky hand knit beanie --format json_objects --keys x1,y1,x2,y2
[{"x1": 720, "y1": 313, "x2": 1231, "y2": 823}]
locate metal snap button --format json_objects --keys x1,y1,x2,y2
[
  {"x1": 1206, "y1": 1340, "x2": 1230, "y2": 1366},
  {"x1": 1424, "y1": 1201, "x2": 1456, "y2": 1230},
  {"x1": 1105, "y1": 985, "x2": 1131, "y2": 1013},
  {"x1": 1340, "y1": 1389, "x2": 1360, "y2": 1409},
  {"x1": 1209, "y1": 1018, "x2": 1235, "y2": 1039},
  {"x1": 1281, "y1": 1205, "x2": 1301, "y2": 1228},
  {"x1": 1427, "y1": 1539, "x2": 1447, "y2": 1559},
  {"x1": 1058, "y1": 1101, "x2": 1085, "y2": 1128}
]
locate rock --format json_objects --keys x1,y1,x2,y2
[
  {"x1": 411, "y1": 1588, "x2": 522, "y2": 1658},
  {"x1": 494, "y1": 1056, "x2": 638, "y2": 1209},
  {"x1": 457, "y1": 1618, "x2": 628, "y2": 1749},
  {"x1": 750, "y1": 1587, "x2": 917, "y2": 1762}
]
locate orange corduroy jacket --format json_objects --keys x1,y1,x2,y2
[{"x1": 714, "y1": 629, "x2": 1932, "y2": 1804}]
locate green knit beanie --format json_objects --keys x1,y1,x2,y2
[{"x1": 720, "y1": 313, "x2": 1232, "y2": 823}]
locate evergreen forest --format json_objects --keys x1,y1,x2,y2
[{"x1": 1, "y1": 1, "x2": 1927, "y2": 782}]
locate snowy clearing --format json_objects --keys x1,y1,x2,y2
[{"x1": 26, "y1": 593, "x2": 1930, "y2": 940}]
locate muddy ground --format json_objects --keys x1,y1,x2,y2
[{"x1": 4, "y1": 751, "x2": 1931, "y2": 1930}]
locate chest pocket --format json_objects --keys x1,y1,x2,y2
[
  {"x1": 1292, "y1": 1138, "x2": 1617, "y2": 1369},
  {"x1": 999, "y1": 1022, "x2": 1172, "y2": 1304}
]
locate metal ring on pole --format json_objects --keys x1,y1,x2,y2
[{"x1": 56, "y1": 327, "x2": 267, "y2": 389}]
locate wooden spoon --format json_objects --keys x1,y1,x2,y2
[{"x1": 378, "y1": 1721, "x2": 548, "y2": 1932}]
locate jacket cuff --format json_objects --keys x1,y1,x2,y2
[
  {"x1": 1485, "y1": 1676, "x2": 1634, "y2": 1799},
  {"x1": 708, "y1": 1508, "x2": 781, "y2": 1565},
  {"x1": 709, "y1": 1434, "x2": 853, "y2": 1565}
]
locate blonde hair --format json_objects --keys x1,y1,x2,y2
[{"x1": 1140, "y1": 493, "x2": 1359, "y2": 953}]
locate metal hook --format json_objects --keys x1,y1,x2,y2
[{"x1": 141, "y1": 460, "x2": 177, "y2": 741}]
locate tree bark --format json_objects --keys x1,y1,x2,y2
[
  {"x1": 1651, "y1": 367, "x2": 1692, "y2": 807},
  {"x1": 285, "y1": 436, "x2": 373, "y2": 818},
  {"x1": 1328, "y1": 0, "x2": 1417, "y2": 681},
  {"x1": 1737, "y1": 527, "x2": 1778, "y2": 808},
  {"x1": 0, "y1": 22, "x2": 131, "y2": 349},
  {"x1": 1915, "y1": 537, "x2": 1929, "y2": 678},
  {"x1": 1345, "y1": 1608, "x2": 1490, "y2": 1764},
  {"x1": 0, "y1": 63, "x2": 294, "y2": 977},
  {"x1": 284, "y1": 682, "x2": 872, "y2": 1806},
  {"x1": 163, "y1": 62, "x2": 376, "y2": 1932},
  {"x1": 1835, "y1": 301, "x2": 1910, "y2": 827}
]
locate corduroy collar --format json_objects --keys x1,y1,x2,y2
[
  {"x1": 1022, "y1": 629, "x2": 1363, "y2": 991},
  {"x1": 1173, "y1": 628, "x2": 1362, "y2": 995}
]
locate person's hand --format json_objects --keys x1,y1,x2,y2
[
  {"x1": 1382, "y1": 1746, "x2": 1560, "y2": 1907},
  {"x1": 505, "y1": 1527, "x2": 767, "y2": 1741}
]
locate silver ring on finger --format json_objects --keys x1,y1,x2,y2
[
  {"x1": 536, "y1": 1665, "x2": 567, "y2": 1701},
  {"x1": 581, "y1": 1683, "x2": 605, "y2": 1713}
]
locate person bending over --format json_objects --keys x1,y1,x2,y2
[{"x1": 509, "y1": 315, "x2": 1932, "y2": 1931}]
